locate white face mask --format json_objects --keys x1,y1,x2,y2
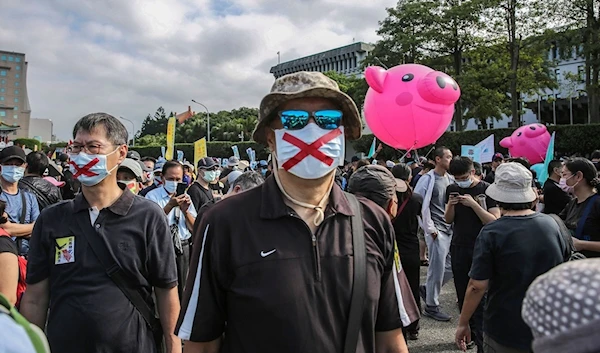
[
  {"x1": 456, "y1": 178, "x2": 472, "y2": 189},
  {"x1": 164, "y1": 180, "x2": 177, "y2": 194},
  {"x1": 274, "y1": 124, "x2": 344, "y2": 180}
]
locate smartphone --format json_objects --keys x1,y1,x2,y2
[
  {"x1": 176, "y1": 183, "x2": 187, "y2": 196},
  {"x1": 450, "y1": 192, "x2": 460, "y2": 198}
]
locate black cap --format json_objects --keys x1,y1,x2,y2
[
  {"x1": 58, "y1": 153, "x2": 69, "y2": 162},
  {"x1": 127, "y1": 150, "x2": 141, "y2": 161},
  {"x1": 197, "y1": 157, "x2": 217, "y2": 169},
  {"x1": 348, "y1": 165, "x2": 396, "y2": 208},
  {"x1": 391, "y1": 163, "x2": 411, "y2": 181},
  {"x1": 0, "y1": 146, "x2": 26, "y2": 164}
]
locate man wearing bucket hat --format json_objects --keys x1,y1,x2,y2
[
  {"x1": 177, "y1": 72, "x2": 410, "y2": 353},
  {"x1": 455, "y1": 162, "x2": 564, "y2": 353}
]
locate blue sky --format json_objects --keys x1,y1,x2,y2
[{"x1": 0, "y1": 0, "x2": 395, "y2": 141}]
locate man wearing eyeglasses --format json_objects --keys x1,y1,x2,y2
[
  {"x1": 176, "y1": 72, "x2": 412, "y2": 353},
  {"x1": 187, "y1": 157, "x2": 220, "y2": 212},
  {"x1": 21, "y1": 113, "x2": 181, "y2": 353}
]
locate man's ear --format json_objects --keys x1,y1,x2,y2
[
  {"x1": 266, "y1": 128, "x2": 276, "y2": 153},
  {"x1": 233, "y1": 185, "x2": 242, "y2": 194}
]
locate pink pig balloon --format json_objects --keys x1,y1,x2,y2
[
  {"x1": 364, "y1": 64, "x2": 460, "y2": 150},
  {"x1": 499, "y1": 123, "x2": 550, "y2": 165}
]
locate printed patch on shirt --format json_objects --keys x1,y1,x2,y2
[
  {"x1": 55, "y1": 236, "x2": 75, "y2": 265},
  {"x1": 394, "y1": 241, "x2": 402, "y2": 273}
]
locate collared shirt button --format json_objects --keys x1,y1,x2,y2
[{"x1": 95, "y1": 224, "x2": 101, "y2": 229}]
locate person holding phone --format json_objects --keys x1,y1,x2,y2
[
  {"x1": 146, "y1": 160, "x2": 197, "y2": 300},
  {"x1": 445, "y1": 157, "x2": 500, "y2": 352}
]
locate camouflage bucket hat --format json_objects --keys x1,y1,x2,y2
[{"x1": 253, "y1": 71, "x2": 362, "y2": 145}]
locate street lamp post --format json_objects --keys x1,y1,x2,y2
[
  {"x1": 119, "y1": 116, "x2": 135, "y2": 147},
  {"x1": 191, "y1": 100, "x2": 211, "y2": 141}
]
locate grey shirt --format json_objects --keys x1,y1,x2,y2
[{"x1": 431, "y1": 172, "x2": 452, "y2": 233}]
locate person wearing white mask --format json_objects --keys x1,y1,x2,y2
[
  {"x1": 0, "y1": 146, "x2": 39, "y2": 257},
  {"x1": 146, "y1": 160, "x2": 197, "y2": 300},
  {"x1": 187, "y1": 157, "x2": 220, "y2": 212},
  {"x1": 176, "y1": 72, "x2": 410, "y2": 353},
  {"x1": 20, "y1": 113, "x2": 181, "y2": 353}
]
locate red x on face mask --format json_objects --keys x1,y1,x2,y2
[{"x1": 274, "y1": 124, "x2": 345, "y2": 180}]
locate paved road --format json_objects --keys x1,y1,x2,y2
[{"x1": 406, "y1": 267, "x2": 463, "y2": 353}]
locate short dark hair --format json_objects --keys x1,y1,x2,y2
[
  {"x1": 591, "y1": 150, "x2": 600, "y2": 160},
  {"x1": 232, "y1": 171, "x2": 264, "y2": 192},
  {"x1": 162, "y1": 160, "x2": 183, "y2": 176},
  {"x1": 449, "y1": 157, "x2": 474, "y2": 176},
  {"x1": 26, "y1": 151, "x2": 49, "y2": 176},
  {"x1": 548, "y1": 160, "x2": 563, "y2": 175},
  {"x1": 72, "y1": 113, "x2": 128, "y2": 146},
  {"x1": 497, "y1": 201, "x2": 534, "y2": 210},
  {"x1": 565, "y1": 157, "x2": 600, "y2": 187},
  {"x1": 141, "y1": 156, "x2": 156, "y2": 164},
  {"x1": 355, "y1": 159, "x2": 370, "y2": 169},
  {"x1": 422, "y1": 162, "x2": 435, "y2": 171},
  {"x1": 507, "y1": 157, "x2": 531, "y2": 170},
  {"x1": 433, "y1": 147, "x2": 449, "y2": 161},
  {"x1": 473, "y1": 162, "x2": 482, "y2": 176},
  {"x1": 391, "y1": 163, "x2": 411, "y2": 181}
]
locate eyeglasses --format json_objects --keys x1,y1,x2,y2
[
  {"x1": 278, "y1": 110, "x2": 343, "y2": 130},
  {"x1": 68, "y1": 143, "x2": 114, "y2": 155}
]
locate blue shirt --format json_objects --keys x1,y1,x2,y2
[
  {"x1": 0, "y1": 189, "x2": 39, "y2": 224},
  {"x1": 145, "y1": 186, "x2": 197, "y2": 241}
]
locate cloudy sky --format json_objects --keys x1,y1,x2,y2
[{"x1": 1, "y1": 0, "x2": 395, "y2": 141}]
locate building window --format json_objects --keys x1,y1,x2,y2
[
  {"x1": 489, "y1": 121, "x2": 494, "y2": 129},
  {"x1": 16, "y1": 66, "x2": 20, "y2": 71},
  {"x1": 0, "y1": 88, "x2": 3, "y2": 93},
  {"x1": 0, "y1": 111, "x2": 5, "y2": 117},
  {"x1": 15, "y1": 74, "x2": 19, "y2": 78},
  {"x1": 14, "y1": 90, "x2": 18, "y2": 95},
  {"x1": 578, "y1": 65, "x2": 586, "y2": 82},
  {"x1": 14, "y1": 82, "x2": 18, "y2": 87},
  {"x1": 7, "y1": 56, "x2": 13, "y2": 62},
  {"x1": 13, "y1": 107, "x2": 17, "y2": 110},
  {"x1": 0, "y1": 97, "x2": 4, "y2": 101},
  {"x1": 13, "y1": 115, "x2": 17, "y2": 119},
  {"x1": 15, "y1": 58, "x2": 20, "y2": 63},
  {"x1": 0, "y1": 71, "x2": 6, "y2": 77},
  {"x1": 0, "y1": 79, "x2": 4, "y2": 84},
  {"x1": 507, "y1": 122, "x2": 513, "y2": 128},
  {"x1": 554, "y1": 69, "x2": 560, "y2": 81},
  {"x1": 0, "y1": 55, "x2": 6, "y2": 61},
  {"x1": 14, "y1": 98, "x2": 18, "y2": 103}
]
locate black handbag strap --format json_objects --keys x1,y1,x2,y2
[
  {"x1": 19, "y1": 190, "x2": 27, "y2": 224},
  {"x1": 72, "y1": 204, "x2": 161, "y2": 332},
  {"x1": 344, "y1": 192, "x2": 366, "y2": 353}
]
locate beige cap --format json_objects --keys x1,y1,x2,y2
[{"x1": 485, "y1": 162, "x2": 537, "y2": 203}]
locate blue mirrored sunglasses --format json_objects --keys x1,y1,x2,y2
[{"x1": 278, "y1": 110, "x2": 343, "y2": 130}]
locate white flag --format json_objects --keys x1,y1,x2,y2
[{"x1": 476, "y1": 134, "x2": 494, "y2": 163}]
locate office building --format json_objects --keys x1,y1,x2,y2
[
  {"x1": 270, "y1": 42, "x2": 375, "y2": 79},
  {"x1": 0, "y1": 50, "x2": 31, "y2": 138},
  {"x1": 29, "y1": 118, "x2": 54, "y2": 143}
]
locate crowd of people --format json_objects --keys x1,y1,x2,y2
[{"x1": 0, "y1": 70, "x2": 599, "y2": 353}]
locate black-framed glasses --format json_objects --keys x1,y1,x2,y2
[{"x1": 278, "y1": 110, "x2": 343, "y2": 130}]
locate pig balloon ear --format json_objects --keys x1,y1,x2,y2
[
  {"x1": 365, "y1": 66, "x2": 388, "y2": 93},
  {"x1": 499, "y1": 137, "x2": 513, "y2": 148}
]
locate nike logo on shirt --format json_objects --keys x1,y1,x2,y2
[{"x1": 260, "y1": 249, "x2": 276, "y2": 257}]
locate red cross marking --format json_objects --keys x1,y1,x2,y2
[
  {"x1": 281, "y1": 129, "x2": 343, "y2": 170},
  {"x1": 69, "y1": 158, "x2": 101, "y2": 178}
]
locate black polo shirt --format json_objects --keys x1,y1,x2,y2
[
  {"x1": 26, "y1": 188, "x2": 178, "y2": 353},
  {"x1": 176, "y1": 177, "x2": 412, "y2": 353},
  {"x1": 187, "y1": 182, "x2": 214, "y2": 212}
]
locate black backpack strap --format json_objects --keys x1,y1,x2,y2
[
  {"x1": 19, "y1": 190, "x2": 27, "y2": 224},
  {"x1": 343, "y1": 192, "x2": 366, "y2": 353},
  {"x1": 71, "y1": 203, "x2": 162, "y2": 336},
  {"x1": 19, "y1": 180, "x2": 51, "y2": 210}
]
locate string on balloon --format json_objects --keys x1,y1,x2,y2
[{"x1": 396, "y1": 141, "x2": 418, "y2": 162}]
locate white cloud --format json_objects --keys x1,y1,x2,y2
[{"x1": 0, "y1": 0, "x2": 395, "y2": 141}]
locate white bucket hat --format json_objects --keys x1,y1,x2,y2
[{"x1": 485, "y1": 162, "x2": 537, "y2": 203}]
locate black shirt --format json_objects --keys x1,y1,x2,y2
[
  {"x1": 0, "y1": 235, "x2": 17, "y2": 255},
  {"x1": 559, "y1": 194, "x2": 600, "y2": 258},
  {"x1": 187, "y1": 182, "x2": 214, "y2": 212},
  {"x1": 542, "y1": 179, "x2": 572, "y2": 215},
  {"x1": 392, "y1": 192, "x2": 422, "y2": 256},
  {"x1": 483, "y1": 170, "x2": 495, "y2": 184},
  {"x1": 176, "y1": 177, "x2": 419, "y2": 353},
  {"x1": 139, "y1": 183, "x2": 158, "y2": 197},
  {"x1": 469, "y1": 213, "x2": 564, "y2": 350},
  {"x1": 445, "y1": 181, "x2": 497, "y2": 248},
  {"x1": 26, "y1": 189, "x2": 178, "y2": 353}
]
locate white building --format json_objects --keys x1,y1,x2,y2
[{"x1": 29, "y1": 118, "x2": 53, "y2": 143}]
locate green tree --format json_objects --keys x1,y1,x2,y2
[
  {"x1": 137, "y1": 106, "x2": 168, "y2": 139},
  {"x1": 322, "y1": 71, "x2": 369, "y2": 108}
]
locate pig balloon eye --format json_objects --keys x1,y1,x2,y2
[
  {"x1": 402, "y1": 74, "x2": 414, "y2": 82},
  {"x1": 517, "y1": 132, "x2": 523, "y2": 137}
]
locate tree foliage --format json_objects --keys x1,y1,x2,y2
[{"x1": 322, "y1": 71, "x2": 369, "y2": 109}]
